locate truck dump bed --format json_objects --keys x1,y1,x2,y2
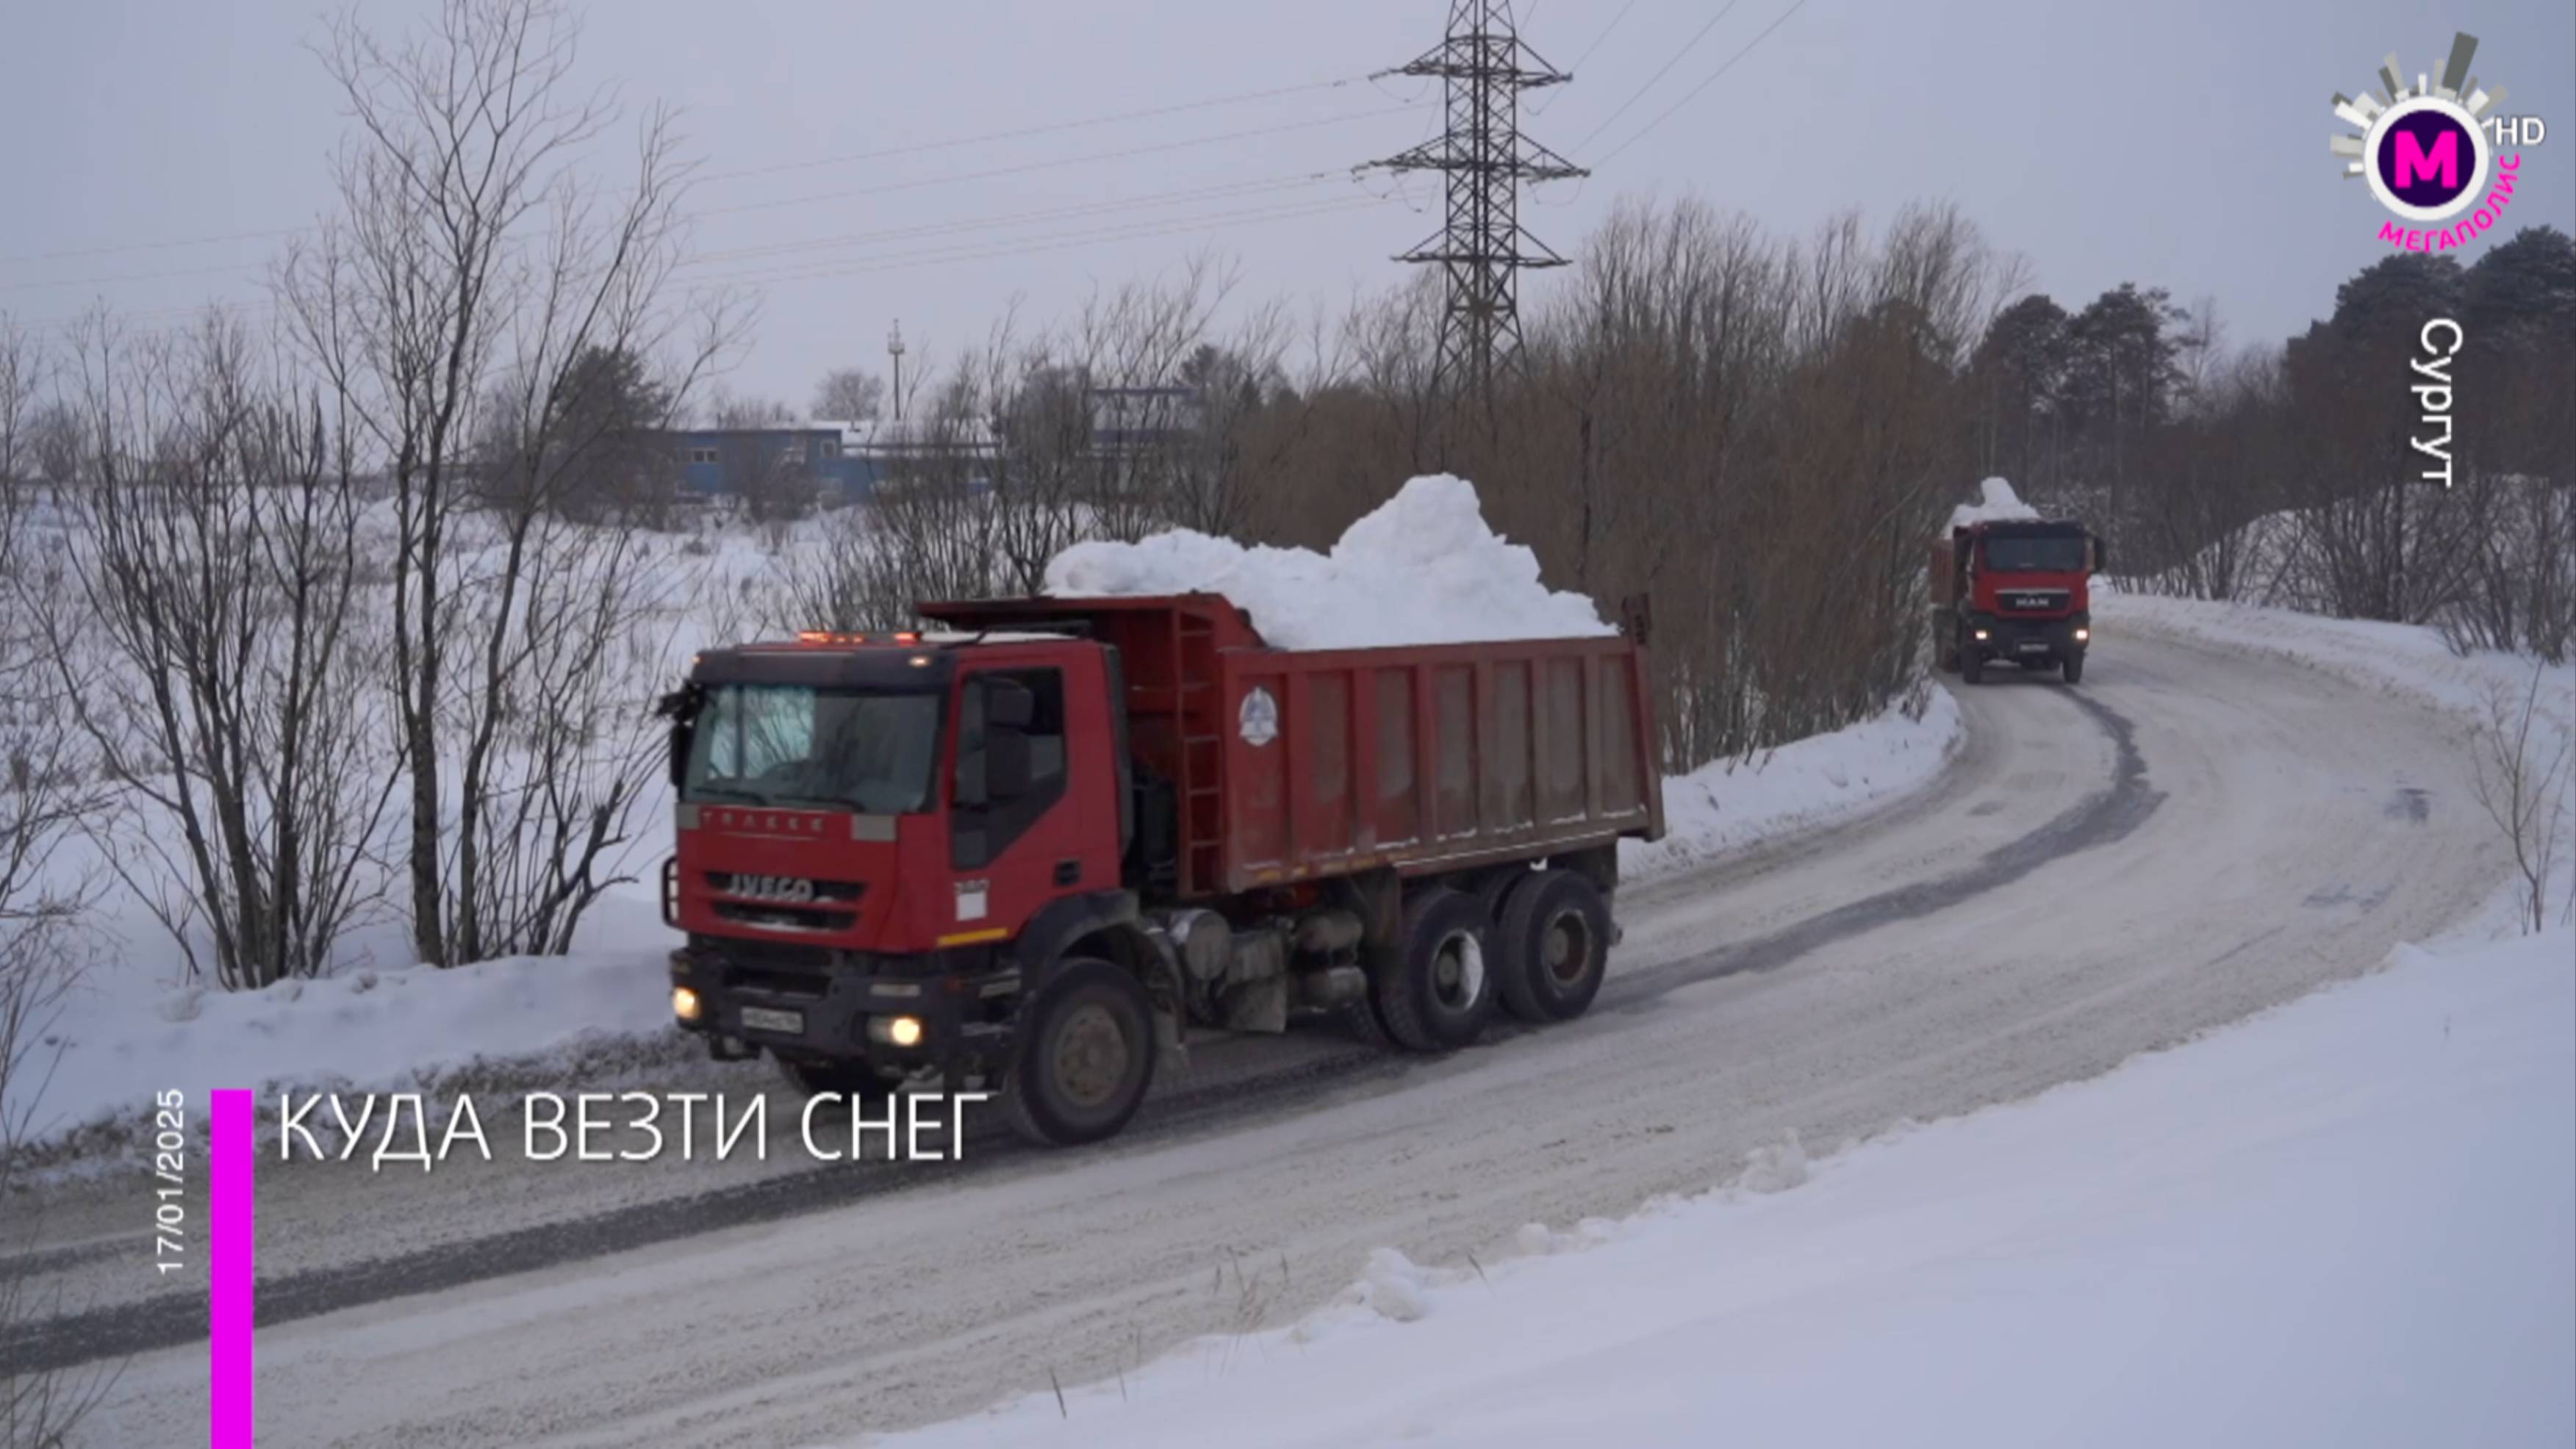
[{"x1": 920, "y1": 594, "x2": 1665, "y2": 898}]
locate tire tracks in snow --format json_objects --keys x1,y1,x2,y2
[{"x1": 3, "y1": 689, "x2": 2157, "y2": 1378}]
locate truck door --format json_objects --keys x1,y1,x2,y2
[{"x1": 949, "y1": 666, "x2": 1078, "y2": 939}]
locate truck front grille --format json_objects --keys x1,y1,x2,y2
[
  {"x1": 712, "y1": 901, "x2": 860, "y2": 932},
  {"x1": 690, "y1": 933, "x2": 832, "y2": 971}
]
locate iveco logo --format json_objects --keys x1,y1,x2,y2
[{"x1": 729, "y1": 874, "x2": 816, "y2": 903}]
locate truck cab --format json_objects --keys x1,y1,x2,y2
[
  {"x1": 659, "y1": 628, "x2": 1163, "y2": 1142},
  {"x1": 1934, "y1": 520, "x2": 2103, "y2": 684}
]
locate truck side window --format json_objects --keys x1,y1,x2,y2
[{"x1": 952, "y1": 667, "x2": 1068, "y2": 870}]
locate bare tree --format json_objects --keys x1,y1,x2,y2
[
  {"x1": 280, "y1": 0, "x2": 736, "y2": 966},
  {"x1": 0, "y1": 314, "x2": 114, "y2": 1448},
  {"x1": 811, "y1": 367, "x2": 886, "y2": 423},
  {"x1": 35, "y1": 314, "x2": 399, "y2": 990}
]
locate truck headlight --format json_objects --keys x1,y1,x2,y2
[
  {"x1": 1973, "y1": 629, "x2": 1990, "y2": 641},
  {"x1": 869, "y1": 1014, "x2": 926, "y2": 1048},
  {"x1": 672, "y1": 986, "x2": 703, "y2": 1024},
  {"x1": 2073, "y1": 627, "x2": 2091, "y2": 642}
]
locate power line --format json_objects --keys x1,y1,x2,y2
[
  {"x1": 695, "y1": 77, "x2": 1368, "y2": 184},
  {"x1": 1571, "y1": 0, "x2": 1746, "y2": 154},
  {"x1": 0, "y1": 226, "x2": 306, "y2": 272},
  {"x1": 685, "y1": 194, "x2": 1393, "y2": 294},
  {"x1": 1595, "y1": 0, "x2": 1809, "y2": 164},
  {"x1": 0, "y1": 74, "x2": 1406, "y2": 272},
  {"x1": 1568, "y1": 0, "x2": 1644, "y2": 73},
  {"x1": 677, "y1": 173, "x2": 1342, "y2": 270},
  {"x1": 18, "y1": 189, "x2": 1396, "y2": 340},
  {"x1": 696, "y1": 106, "x2": 1422, "y2": 220}
]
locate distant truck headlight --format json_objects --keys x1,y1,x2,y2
[
  {"x1": 1972, "y1": 628, "x2": 1990, "y2": 641},
  {"x1": 672, "y1": 986, "x2": 703, "y2": 1024},
  {"x1": 2073, "y1": 627, "x2": 2091, "y2": 642}
]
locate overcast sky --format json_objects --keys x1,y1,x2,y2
[{"x1": 4, "y1": 0, "x2": 2569, "y2": 410}]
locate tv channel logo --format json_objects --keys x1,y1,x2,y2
[{"x1": 2330, "y1": 32, "x2": 2545, "y2": 250}]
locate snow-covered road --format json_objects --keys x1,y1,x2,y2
[{"x1": 62, "y1": 625, "x2": 2510, "y2": 1447}]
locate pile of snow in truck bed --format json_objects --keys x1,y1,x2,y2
[
  {"x1": 1041, "y1": 475, "x2": 1612, "y2": 650},
  {"x1": 1948, "y1": 475, "x2": 2042, "y2": 529}
]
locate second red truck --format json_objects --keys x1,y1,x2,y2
[
  {"x1": 1931, "y1": 518, "x2": 2106, "y2": 684},
  {"x1": 659, "y1": 593, "x2": 1664, "y2": 1146}
]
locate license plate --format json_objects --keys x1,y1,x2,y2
[
  {"x1": 739, "y1": 1006, "x2": 804, "y2": 1035},
  {"x1": 2017, "y1": 640, "x2": 2049, "y2": 652}
]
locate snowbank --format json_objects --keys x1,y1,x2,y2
[
  {"x1": 872, "y1": 925, "x2": 2576, "y2": 1449},
  {"x1": 1622, "y1": 687, "x2": 1961, "y2": 882},
  {"x1": 20, "y1": 945, "x2": 685, "y2": 1157},
  {"x1": 1042, "y1": 475, "x2": 1612, "y2": 649},
  {"x1": 1948, "y1": 475, "x2": 2042, "y2": 529}
]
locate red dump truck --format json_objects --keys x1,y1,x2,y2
[
  {"x1": 657, "y1": 593, "x2": 1664, "y2": 1146},
  {"x1": 1931, "y1": 519, "x2": 2106, "y2": 684}
]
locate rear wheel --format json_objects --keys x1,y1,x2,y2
[
  {"x1": 1496, "y1": 871, "x2": 1613, "y2": 1023},
  {"x1": 1374, "y1": 888, "x2": 1495, "y2": 1052},
  {"x1": 1004, "y1": 957, "x2": 1155, "y2": 1147},
  {"x1": 2062, "y1": 651, "x2": 2085, "y2": 685}
]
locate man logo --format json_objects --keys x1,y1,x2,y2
[{"x1": 2328, "y1": 32, "x2": 2508, "y2": 226}]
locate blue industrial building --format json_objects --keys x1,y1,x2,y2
[{"x1": 667, "y1": 425, "x2": 880, "y2": 503}]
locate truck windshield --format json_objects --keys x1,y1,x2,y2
[
  {"x1": 684, "y1": 684, "x2": 943, "y2": 814},
  {"x1": 1982, "y1": 536, "x2": 2087, "y2": 572}
]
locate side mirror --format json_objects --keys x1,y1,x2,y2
[
  {"x1": 2090, "y1": 533, "x2": 2108, "y2": 573},
  {"x1": 656, "y1": 684, "x2": 701, "y2": 791}
]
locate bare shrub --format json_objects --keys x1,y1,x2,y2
[{"x1": 2470, "y1": 663, "x2": 2573, "y2": 933}]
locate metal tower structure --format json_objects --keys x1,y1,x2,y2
[{"x1": 1368, "y1": 1, "x2": 1587, "y2": 403}]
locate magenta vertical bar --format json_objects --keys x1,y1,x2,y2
[{"x1": 209, "y1": 1088, "x2": 254, "y2": 1448}]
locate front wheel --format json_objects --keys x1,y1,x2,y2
[
  {"x1": 2061, "y1": 651, "x2": 2085, "y2": 685},
  {"x1": 1004, "y1": 957, "x2": 1156, "y2": 1147},
  {"x1": 1960, "y1": 643, "x2": 1984, "y2": 685}
]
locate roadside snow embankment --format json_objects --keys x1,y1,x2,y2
[
  {"x1": 878, "y1": 925, "x2": 2576, "y2": 1449},
  {"x1": 1044, "y1": 474, "x2": 1612, "y2": 649},
  {"x1": 26, "y1": 947, "x2": 683, "y2": 1159},
  {"x1": 1623, "y1": 688, "x2": 1959, "y2": 883}
]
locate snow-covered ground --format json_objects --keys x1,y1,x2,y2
[
  {"x1": 853, "y1": 584, "x2": 2574, "y2": 1449},
  {"x1": 874, "y1": 923, "x2": 2576, "y2": 1449},
  {"x1": 2098, "y1": 584, "x2": 2573, "y2": 935}
]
